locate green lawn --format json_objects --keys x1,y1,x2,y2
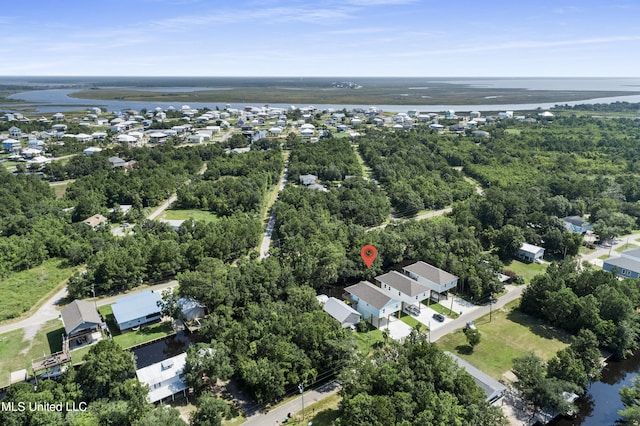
[
  {"x1": 159, "y1": 209, "x2": 220, "y2": 222},
  {"x1": 0, "y1": 259, "x2": 78, "y2": 322},
  {"x1": 287, "y1": 393, "x2": 341, "y2": 426},
  {"x1": 437, "y1": 301, "x2": 571, "y2": 380},
  {"x1": 400, "y1": 314, "x2": 421, "y2": 328},
  {"x1": 503, "y1": 260, "x2": 547, "y2": 284},
  {"x1": 504, "y1": 129, "x2": 522, "y2": 135},
  {"x1": 353, "y1": 328, "x2": 384, "y2": 355},
  {"x1": 97, "y1": 304, "x2": 174, "y2": 349},
  {"x1": 427, "y1": 302, "x2": 460, "y2": 318},
  {"x1": 616, "y1": 243, "x2": 639, "y2": 253},
  {"x1": 0, "y1": 319, "x2": 65, "y2": 387}
]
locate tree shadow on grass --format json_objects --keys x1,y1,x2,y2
[
  {"x1": 308, "y1": 408, "x2": 340, "y2": 426},
  {"x1": 505, "y1": 309, "x2": 572, "y2": 344},
  {"x1": 455, "y1": 344, "x2": 473, "y2": 355}
]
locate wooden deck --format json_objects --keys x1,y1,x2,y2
[{"x1": 32, "y1": 337, "x2": 70, "y2": 374}]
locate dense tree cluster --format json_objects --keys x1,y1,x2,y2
[
  {"x1": 287, "y1": 138, "x2": 361, "y2": 182},
  {"x1": 520, "y1": 260, "x2": 640, "y2": 358},
  {"x1": 358, "y1": 128, "x2": 474, "y2": 216},
  {"x1": 177, "y1": 149, "x2": 284, "y2": 216},
  {"x1": 337, "y1": 331, "x2": 505, "y2": 425},
  {"x1": 178, "y1": 257, "x2": 354, "y2": 403}
]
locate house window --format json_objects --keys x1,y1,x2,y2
[
  {"x1": 416, "y1": 296, "x2": 418, "y2": 300},
  {"x1": 398, "y1": 291, "x2": 401, "y2": 296},
  {"x1": 382, "y1": 308, "x2": 385, "y2": 313}
]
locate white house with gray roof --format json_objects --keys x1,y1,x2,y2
[
  {"x1": 403, "y1": 261, "x2": 459, "y2": 301},
  {"x1": 376, "y1": 270, "x2": 430, "y2": 310},
  {"x1": 345, "y1": 281, "x2": 401, "y2": 328}
]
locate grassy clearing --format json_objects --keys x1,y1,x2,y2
[
  {"x1": 97, "y1": 304, "x2": 174, "y2": 349},
  {"x1": 503, "y1": 260, "x2": 547, "y2": 284},
  {"x1": 353, "y1": 328, "x2": 384, "y2": 355},
  {"x1": 428, "y1": 302, "x2": 460, "y2": 318},
  {"x1": 0, "y1": 259, "x2": 78, "y2": 322},
  {"x1": 504, "y1": 129, "x2": 522, "y2": 135},
  {"x1": 287, "y1": 393, "x2": 341, "y2": 426},
  {"x1": 159, "y1": 208, "x2": 220, "y2": 222},
  {"x1": 437, "y1": 301, "x2": 571, "y2": 380},
  {"x1": 0, "y1": 319, "x2": 65, "y2": 387},
  {"x1": 49, "y1": 180, "x2": 74, "y2": 199},
  {"x1": 615, "y1": 243, "x2": 639, "y2": 253}
]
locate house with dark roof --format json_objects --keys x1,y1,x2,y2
[
  {"x1": 561, "y1": 216, "x2": 593, "y2": 234},
  {"x1": 402, "y1": 261, "x2": 459, "y2": 301},
  {"x1": 345, "y1": 281, "x2": 401, "y2": 328},
  {"x1": 322, "y1": 297, "x2": 361, "y2": 328},
  {"x1": 60, "y1": 300, "x2": 103, "y2": 347},
  {"x1": 111, "y1": 290, "x2": 163, "y2": 331},
  {"x1": 376, "y1": 270, "x2": 430, "y2": 310},
  {"x1": 446, "y1": 352, "x2": 506, "y2": 404}
]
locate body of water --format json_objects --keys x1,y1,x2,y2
[
  {"x1": 130, "y1": 331, "x2": 199, "y2": 369},
  {"x1": 549, "y1": 351, "x2": 640, "y2": 425},
  {"x1": 5, "y1": 77, "x2": 640, "y2": 113}
]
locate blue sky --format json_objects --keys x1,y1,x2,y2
[{"x1": 2, "y1": 0, "x2": 639, "y2": 77}]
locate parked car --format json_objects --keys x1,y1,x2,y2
[
  {"x1": 466, "y1": 321, "x2": 476, "y2": 330},
  {"x1": 403, "y1": 305, "x2": 419, "y2": 316},
  {"x1": 432, "y1": 313, "x2": 445, "y2": 322}
]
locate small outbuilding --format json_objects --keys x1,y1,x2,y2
[
  {"x1": 322, "y1": 297, "x2": 361, "y2": 328},
  {"x1": 177, "y1": 297, "x2": 205, "y2": 321}
]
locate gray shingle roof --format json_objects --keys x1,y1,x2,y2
[
  {"x1": 561, "y1": 216, "x2": 590, "y2": 227},
  {"x1": 403, "y1": 261, "x2": 458, "y2": 285},
  {"x1": 345, "y1": 281, "x2": 396, "y2": 310},
  {"x1": 323, "y1": 297, "x2": 360, "y2": 323},
  {"x1": 61, "y1": 300, "x2": 101, "y2": 335},
  {"x1": 604, "y1": 256, "x2": 640, "y2": 273},
  {"x1": 376, "y1": 270, "x2": 429, "y2": 297}
]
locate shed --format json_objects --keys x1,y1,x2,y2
[
  {"x1": 111, "y1": 290, "x2": 163, "y2": 331},
  {"x1": 322, "y1": 297, "x2": 361, "y2": 328},
  {"x1": 177, "y1": 297, "x2": 205, "y2": 321}
]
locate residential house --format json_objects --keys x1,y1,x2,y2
[
  {"x1": 322, "y1": 297, "x2": 361, "y2": 328},
  {"x1": 160, "y1": 219, "x2": 185, "y2": 232},
  {"x1": 299, "y1": 174, "x2": 318, "y2": 186},
  {"x1": 82, "y1": 147, "x2": 103, "y2": 156},
  {"x1": 561, "y1": 216, "x2": 593, "y2": 234},
  {"x1": 345, "y1": 281, "x2": 401, "y2": 328},
  {"x1": 2, "y1": 139, "x2": 21, "y2": 153},
  {"x1": 108, "y1": 156, "x2": 126, "y2": 168},
  {"x1": 8, "y1": 126, "x2": 22, "y2": 137},
  {"x1": 111, "y1": 290, "x2": 163, "y2": 331},
  {"x1": 402, "y1": 261, "x2": 459, "y2": 302},
  {"x1": 60, "y1": 300, "x2": 103, "y2": 347},
  {"x1": 516, "y1": 243, "x2": 545, "y2": 263},
  {"x1": 82, "y1": 214, "x2": 108, "y2": 230},
  {"x1": 376, "y1": 270, "x2": 430, "y2": 310},
  {"x1": 136, "y1": 353, "x2": 188, "y2": 403},
  {"x1": 603, "y1": 248, "x2": 640, "y2": 279},
  {"x1": 52, "y1": 112, "x2": 65, "y2": 121}
]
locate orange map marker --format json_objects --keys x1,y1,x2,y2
[{"x1": 360, "y1": 245, "x2": 377, "y2": 268}]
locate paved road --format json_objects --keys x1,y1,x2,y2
[
  {"x1": 242, "y1": 381, "x2": 340, "y2": 426},
  {"x1": 580, "y1": 231, "x2": 640, "y2": 266}
]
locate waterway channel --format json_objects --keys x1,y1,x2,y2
[
  {"x1": 550, "y1": 350, "x2": 640, "y2": 425},
  {"x1": 130, "y1": 330, "x2": 201, "y2": 369}
]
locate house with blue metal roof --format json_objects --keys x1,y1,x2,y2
[{"x1": 111, "y1": 290, "x2": 163, "y2": 331}]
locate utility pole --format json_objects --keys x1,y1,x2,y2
[
  {"x1": 489, "y1": 292, "x2": 493, "y2": 322},
  {"x1": 298, "y1": 382, "x2": 305, "y2": 421}
]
